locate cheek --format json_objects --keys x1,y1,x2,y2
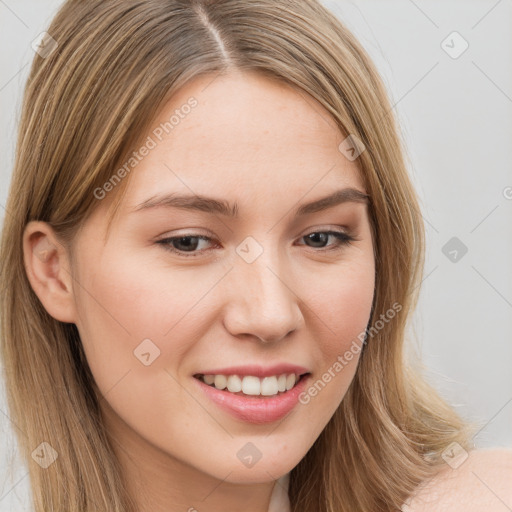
[
  {"x1": 76, "y1": 244, "x2": 221, "y2": 334},
  {"x1": 306, "y1": 253, "x2": 375, "y2": 348},
  {"x1": 71, "y1": 253, "x2": 214, "y2": 444},
  {"x1": 75, "y1": 243, "x2": 374, "y2": 400},
  {"x1": 297, "y1": 256, "x2": 374, "y2": 410},
  {"x1": 72, "y1": 250, "x2": 219, "y2": 394}
]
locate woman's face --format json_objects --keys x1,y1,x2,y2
[{"x1": 66, "y1": 70, "x2": 375, "y2": 485}]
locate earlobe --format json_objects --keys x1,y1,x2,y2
[{"x1": 22, "y1": 221, "x2": 78, "y2": 324}]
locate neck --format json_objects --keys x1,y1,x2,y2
[{"x1": 102, "y1": 403, "x2": 280, "y2": 512}]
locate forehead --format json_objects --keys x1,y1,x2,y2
[
  {"x1": 138, "y1": 72, "x2": 359, "y2": 188},
  {"x1": 102, "y1": 70, "x2": 366, "y2": 228}
]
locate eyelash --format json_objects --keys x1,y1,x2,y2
[{"x1": 155, "y1": 230, "x2": 357, "y2": 258}]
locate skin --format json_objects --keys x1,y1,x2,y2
[
  {"x1": 23, "y1": 70, "x2": 377, "y2": 511},
  {"x1": 407, "y1": 448, "x2": 512, "y2": 512}
]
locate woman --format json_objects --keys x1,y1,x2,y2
[{"x1": 1, "y1": 1, "x2": 511, "y2": 511}]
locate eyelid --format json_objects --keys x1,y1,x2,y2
[
  {"x1": 297, "y1": 224, "x2": 351, "y2": 236},
  {"x1": 155, "y1": 226, "x2": 358, "y2": 258},
  {"x1": 157, "y1": 225, "x2": 353, "y2": 241}
]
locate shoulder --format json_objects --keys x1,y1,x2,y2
[{"x1": 404, "y1": 447, "x2": 512, "y2": 512}]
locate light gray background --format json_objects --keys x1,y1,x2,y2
[{"x1": 1, "y1": 0, "x2": 511, "y2": 510}]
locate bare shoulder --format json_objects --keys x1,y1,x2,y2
[{"x1": 404, "y1": 447, "x2": 512, "y2": 512}]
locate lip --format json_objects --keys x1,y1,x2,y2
[
  {"x1": 193, "y1": 373, "x2": 311, "y2": 424},
  {"x1": 193, "y1": 363, "x2": 310, "y2": 378}
]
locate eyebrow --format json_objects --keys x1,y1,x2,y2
[{"x1": 130, "y1": 187, "x2": 370, "y2": 217}]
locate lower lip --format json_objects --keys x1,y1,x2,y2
[{"x1": 193, "y1": 374, "x2": 311, "y2": 424}]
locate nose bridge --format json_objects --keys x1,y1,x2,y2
[{"x1": 224, "y1": 238, "x2": 302, "y2": 342}]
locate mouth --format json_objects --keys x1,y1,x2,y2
[
  {"x1": 193, "y1": 372, "x2": 311, "y2": 398},
  {"x1": 192, "y1": 370, "x2": 313, "y2": 424}
]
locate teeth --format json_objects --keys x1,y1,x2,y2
[
  {"x1": 242, "y1": 376, "x2": 261, "y2": 395},
  {"x1": 261, "y1": 376, "x2": 279, "y2": 396},
  {"x1": 204, "y1": 374, "x2": 215, "y2": 385},
  {"x1": 199, "y1": 373, "x2": 301, "y2": 397},
  {"x1": 214, "y1": 375, "x2": 227, "y2": 390},
  {"x1": 227, "y1": 375, "x2": 242, "y2": 393}
]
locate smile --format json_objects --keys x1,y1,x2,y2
[
  {"x1": 193, "y1": 372, "x2": 312, "y2": 424},
  {"x1": 194, "y1": 372, "x2": 308, "y2": 397}
]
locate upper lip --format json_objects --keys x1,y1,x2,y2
[{"x1": 194, "y1": 363, "x2": 311, "y2": 378}]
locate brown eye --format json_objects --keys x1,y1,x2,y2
[
  {"x1": 299, "y1": 231, "x2": 355, "y2": 250},
  {"x1": 155, "y1": 230, "x2": 356, "y2": 259},
  {"x1": 156, "y1": 235, "x2": 215, "y2": 257}
]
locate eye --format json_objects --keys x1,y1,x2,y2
[
  {"x1": 297, "y1": 230, "x2": 356, "y2": 251},
  {"x1": 156, "y1": 235, "x2": 216, "y2": 257},
  {"x1": 155, "y1": 230, "x2": 357, "y2": 258}
]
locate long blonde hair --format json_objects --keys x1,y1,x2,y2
[{"x1": 0, "y1": 0, "x2": 476, "y2": 510}]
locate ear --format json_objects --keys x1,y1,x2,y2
[{"x1": 22, "y1": 221, "x2": 78, "y2": 323}]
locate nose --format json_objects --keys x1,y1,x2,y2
[{"x1": 222, "y1": 248, "x2": 304, "y2": 343}]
